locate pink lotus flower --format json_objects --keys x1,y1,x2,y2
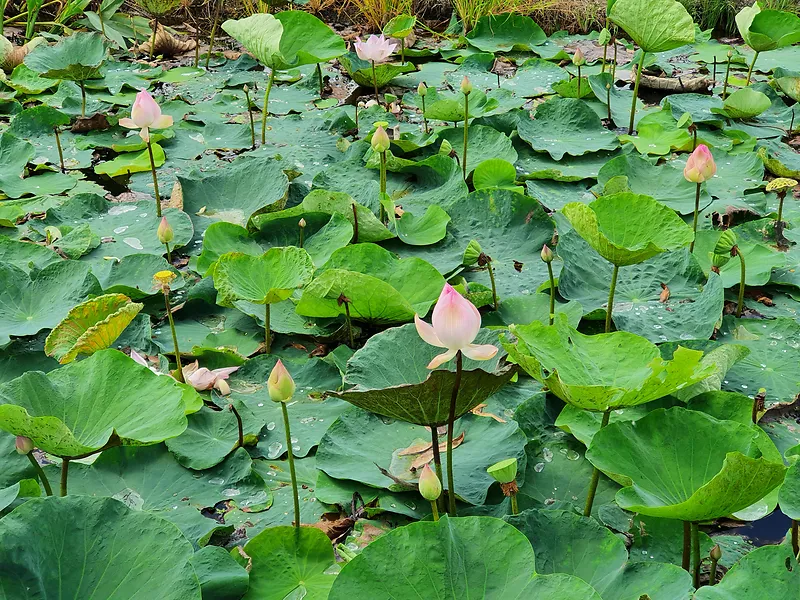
[
  {"x1": 183, "y1": 361, "x2": 239, "y2": 395},
  {"x1": 119, "y1": 89, "x2": 173, "y2": 142},
  {"x1": 130, "y1": 349, "x2": 164, "y2": 375},
  {"x1": 683, "y1": 144, "x2": 716, "y2": 183},
  {"x1": 414, "y1": 284, "x2": 498, "y2": 369},
  {"x1": 354, "y1": 34, "x2": 397, "y2": 64}
]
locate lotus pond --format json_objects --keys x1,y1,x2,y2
[{"x1": 1, "y1": 1, "x2": 800, "y2": 598}]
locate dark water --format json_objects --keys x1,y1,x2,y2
[{"x1": 723, "y1": 508, "x2": 792, "y2": 546}]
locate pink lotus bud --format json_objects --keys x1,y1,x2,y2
[
  {"x1": 541, "y1": 244, "x2": 554, "y2": 263},
  {"x1": 354, "y1": 34, "x2": 397, "y2": 64},
  {"x1": 268, "y1": 359, "x2": 295, "y2": 403},
  {"x1": 418, "y1": 464, "x2": 442, "y2": 501},
  {"x1": 572, "y1": 47, "x2": 585, "y2": 66},
  {"x1": 418, "y1": 81, "x2": 428, "y2": 97},
  {"x1": 414, "y1": 283, "x2": 498, "y2": 369},
  {"x1": 15, "y1": 436, "x2": 33, "y2": 455},
  {"x1": 371, "y1": 125, "x2": 390, "y2": 153},
  {"x1": 683, "y1": 144, "x2": 716, "y2": 183},
  {"x1": 157, "y1": 216, "x2": 173, "y2": 244},
  {"x1": 460, "y1": 76, "x2": 473, "y2": 95}
]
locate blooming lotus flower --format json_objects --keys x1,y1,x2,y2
[
  {"x1": 182, "y1": 361, "x2": 239, "y2": 394},
  {"x1": 119, "y1": 89, "x2": 173, "y2": 142},
  {"x1": 268, "y1": 359, "x2": 295, "y2": 403},
  {"x1": 354, "y1": 34, "x2": 397, "y2": 64},
  {"x1": 414, "y1": 284, "x2": 498, "y2": 369},
  {"x1": 683, "y1": 144, "x2": 716, "y2": 183}
]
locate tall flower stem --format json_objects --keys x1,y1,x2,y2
[
  {"x1": 54, "y1": 127, "x2": 65, "y2": 172},
  {"x1": 682, "y1": 521, "x2": 691, "y2": 571},
  {"x1": 79, "y1": 81, "x2": 87, "y2": 118},
  {"x1": 316, "y1": 63, "x2": 324, "y2": 97},
  {"x1": 264, "y1": 304, "x2": 271, "y2": 354},
  {"x1": 261, "y1": 68, "x2": 276, "y2": 145},
  {"x1": 430, "y1": 426, "x2": 445, "y2": 514},
  {"x1": 244, "y1": 85, "x2": 255, "y2": 150},
  {"x1": 745, "y1": 51, "x2": 759, "y2": 86},
  {"x1": 422, "y1": 95, "x2": 428, "y2": 134},
  {"x1": 601, "y1": 41, "x2": 608, "y2": 73},
  {"x1": 777, "y1": 191, "x2": 787, "y2": 227},
  {"x1": 690, "y1": 182, "x2": 701, "y2": 253},
  {"x1": 510, "y1": 492, "x2": 519, "y2": 515},
  {"x1": 612, "y1": 39, "x2": 618, "y2": 80},
  {"x1": 26, "y1": 453, "x2": 53, "y2": 496},
  {"x1": 343, "y1": 299, "x2": 355, "y2": 347},
  {"x1": 462, "y1": 94, "x2": 470, "y2": 181},
  {"x1": 371, "y1": 61, "x2": 379, "y2": 104},
  {"x1": 281, "y1": 402, "x2": 301, "y2": 529},
  {"x1": 735, "y1": 249, "x2": 746, "y2": 318},
  {"x1": 486, "y1": 259, "x2": 498, "y2": 311},
  {"x1": 577, "y1": 64, "x2": 582, "y2": 97},
  {"x1": 147, "y1": 139, "x2": 162, "y2": 218},
  {"x1": 546, "y1": 261, "x2": 556, "y2": 325},
  {"x1": 430, "y1": 500, "x2": 439, "y2": 521},
  {"x1": 351, "y1": 202, "x2": 359, "y2": 242},
  {"x1": 229, "y1": 403, "x2": 244, "y2": 449},
  {"x1": 627, "y1": 51, "x2": 645, "y2": 135},
  {"x1": 379, "y1": 151, "x2": 387, "y2": 223},
  {"x1": 164, "y1": 242, "x2": 171, "y2": 263},
  {"x1": 691, "y1": 522, "x2": 701, "y2": 588},
  {"x1": 445, "y1": 351, "x2": 463, "y2": 516},
  {"x1": 710, "y1": 552, "x2": 719, "y2": 585},
  {"x1": 60, "y1": 458, "x2": 70, "y2": 496},
  {"x1": 583, "y1": 409, "x2": 610, "y2": 517},
  {"x1": 206, "y1": 0, "x2": 222, "y2": 69},
  {"x1": 163, "y1": 288, "x2": 184, "y2": 382},
  {"x1": 605, "y1": 265, "x2": 619, "y2": 333},
  {"x1": 722, "y1": 52, "x2": 732, "y2": 99}
]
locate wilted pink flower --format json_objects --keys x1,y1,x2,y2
[
  {"x1": 183, "y1": 361, "x2": 239, "y2": 395},
  {"x1": 683, "y1": 144, "x2": 716, "y2": 183},
  {"x1": 414, "y1": 284, "x2": 498, "y2": 369},
  {"x1": 130, "y1": 349, "x2": 163, "y2": 375},
  {"x1": 354, "y1": 34, "x2": 397, "y2": 64},
  {"x1": 119, "y1": 89, "x2": 173, "y2": 142},
  {"x1": 268, "y1": 359, "x2": 296, "y2": 403}
]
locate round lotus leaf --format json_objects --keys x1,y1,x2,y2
[
  {"x1": 694, "y1": 544, "x2": 800, "y2": 599},
  {"x1": 609, "y1": 0, "x2": 695, "y2": 54},
  {"x1": 465, "y1": 14, "x2": 546, "y2": 53},
  {"x1": 587, "y1": 407, "x2": 787, "y2": 521},
  {"x1": 24, "y1": 32, "x2": 109, "y2": 81},
  {"x1": 715, "y1": 88, "x2": 772, "y2": 119},
  {"x1": 562, "y1": 192, "x2": 694, "y2": 266},
  {"x1": 736, "y1": 3, "x2": 800, "y2": 53},
  {"x1": 0, "y1": 495, "x2": 201, "y2": 598}
]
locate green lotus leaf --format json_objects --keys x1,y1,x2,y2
[
  {"x1": 774, "y1": 67, "x2": 800, "y2": 101},
  {"x1": 587, "y1": 407, "x2": 787, "y2": 521},
  {"x1": 94, "y1": 143, "x2": 165, "y2": 177},
  {"x1": 0, "y1": 261, "x2": 101, "y2": 347},
  {"x1": 778, "y1": 460, "x2": 800, "y2": 520},
  {"x1": 503, "y1": 315, "x2": 716, "y2": 411},
  {"x1": 422, "y1": 87, "x2": 497, "y2": 123},
  {"x1": 135, "y1": 0, "x2": 183, "y2": 16},
  {"x1": 562, "y1": 193, "x2": 694, "y2": 266},
  {"x1": 24, "y1": 32, "x2": 110, "y2": 81},
  {"x1": 508, "y1": 509, "x2": 693, "y2": 600},
  {"x1": 214, "y1": 247, "x2": 314, "y2": 306},
  {"x1": 222, "y1": 11, "x2": 345, "y2": 72},
  {"x1": 383, "y1": 14, "x2": 416, "y2": 38},
  {"x1": 0, "y1": 237, "x2": 61, "y2": 273},
  {"x1": 329, "y1": 323, "x2": 513, "y2": 426},
  {"x1": 0, "y1": 496, "x2": 201, "y2": 599},
  {"x1": 44, "y1": 293, "x2": 143, "y2": 364},
  {"x1": 329, "y1": 515, "x2": 602, "y2": 599},
  {"x1": 0, "y1": 349, "x2": 193, "y2": 457},
  {"x1": 609, "y1": 0, "x2": 695, "y2": 54},
  {"x1": 0, "y1": 478, "x2": 40, "y2": 511},
  {"x1": 517, "y1": 97, "x2": 619, "y2": 160},
  {"x1": 711, "y1": 87, "x2": 772, "y2": 119},
  {"x1": 473, "y1": 158, "x2": 524, "y2": 193},
  {"x1": 736, "y1": 3, "x2": 800, "y2": 53},
  {"x1": 465, "y1": 14, "x2": 546, "y2": 52},
  {"x1": 694, "y1": 544, "x2": 800, "y2": 599},
  {"x1": 190, "y1": 545, "x2": 250, "y2": 600},
  {"x1": 338, "y1": 53, "x2": 415, "y2": 88},
  {"x1": 436, "y1": 125, "x2": 517, "y2": 176}
]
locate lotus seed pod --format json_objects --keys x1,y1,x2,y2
[
  {"x1": 714, "y1": 230, "x2": 737, "y2": 255},
  {"x1": 153, "y1": 270, "x2": 177, "y2": 287},
  {"x1": 487, "y1": 457, "x2": 518, "y2": 484},
  {"x1": 463, "y1": 240, "x2": 483, "y2": 266},
  {"x1": 765, "y1": 177, "x2": 797, "y2": 193}
]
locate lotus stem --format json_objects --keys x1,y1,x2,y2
[
  {"x1": 379, "y1": 151, "x2": 387, "y2": 224},
  {"x1": 244, "y1": 85, "x2": 255, "y2": 150},
  {"x1": 712, "y1": 57, "x2": 717, "y2": 87},
  {"x1": 264, "y1": 303, "x2": 271, "y2": 354},
  {"x1": 510, "y1": 492, "x2": 519, "y2": 515},
  {"x1": 261, "y1": 68, "x2": 275, "y2": 145},
  {"x1": 691, "y1": 522, "x2": 701, "y2": 588},
  {"x1": 612, "y1": 39, "x2": 618, "y2": 81},
  {"x1": 690, "y1": 182, "x2": 701, "y2": 253},
  {"x1": 462, "y1": 93, "x2": 469, "y2": 181},
  {"x1": 164, "y1": 242, "x2": 171, "y2": 264},
  {"x1": 722, "y1": 52, "x2": 732, "y2": 100},
  {"x1": 583, "y1": 409, "x2": 610, "y2": 517},
  {"x1": 430, "y1": 426, "x2": 445, "y2": 514},
  {"x1": 316, "y1": 63, "x2": 324, "y2": 97},
  {"x1": 709, "y1": 554, "x2": 719, "y2": 585},
  {"x1": 486, "y1": 258, "x2": 498, "y2": 311},
  {"x1": 546, "y1": 261, "x2": 556, "y2": 325},
  {"x1": 628, "y1": 51, "x2": 645, "y2": 135},
  {"x1": 777, "y1": 190, "x2": 787, "y2": 227},
  {"x1": 445, "y1": 350, "x2": 463, "y2": 516},
  {"x1": 281, "y1": 402, "x2": 301, "y2": 529},
  {"x1": 400, "y1": 38, "x2": 405, "y2": 63},
  {"x1": 430, "y1": 500, "x2": 439, "y2": 521},
  {"x1": 163, "y1": 288, "x2": 184, "y2": 381},
  {"x1": 577, "y1": 64, "x2": 581, "y2": 98},
  {"x1": 343, "y1": 299, "x2": 355, "y2": 347},
  {"x1": 79, "y1": 81, "x2": 87, "y2": 118},
  {"x1": 422, "y1": 95, "x2": 428, "y2": 134},
  {"x1": 354, "y1": 103, "x2": 359, "y2": 134},
  {"x1": 601, "y1": 41, "x2": 608, "y2": 73},
  {"x1": 351, "y1": 202, "x2": 359, "y2": 242},
  {"x1": 735, "y1": 247, "x2": 746, "y2": 318},
  {"x1": 683, "y1": 521, "x2": 691, "y2": 572},
  {"x1": 54, "y1": 127, "x2": 65, "y2": 173},
  {"x1": 26, "y1": 453, "x2": 53, "y2": 496},
  {"x1": 149, "y1": 18, "x2": 157, "y2": 60},
  {"x1": 605, "y1": 264, "x2": 619, "y2": 333},
  {"x1": 206, "y1": 0, "x2": 222, "y2": 69},
  {"x1": 60, "y1": 458, "x2": 69, "y2": 497},
  {"x1": 229, "y1": 403, "x2": 244, "y2": 449},
  {"x1": 371, "y1": 61, "x2": 379, "y2": 104},
  {"x1": 606, "y1": 84, "x2": 612, "y2": 123},
  {"x1": 146, "y1": 139, "x2": 162, "y2": 218},
  {"x1": 745, "y1": 51, "x2": 759, "y2": 86},
  {"x1": 792, "y1": 520, "x2": 799, "y2": 559},
  {"x1": 193, "y1": 23, "x2": 200, "y2": 67}
]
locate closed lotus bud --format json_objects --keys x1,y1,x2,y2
[
  {"x1": 460, "y1": 76, "x2": 472, "y2": 95},
  {"x1": 371, "y1": 125, "x2": 390, "y2": 153},
  {"x1": 487, "y1": 457, "x2": 518, "y2": 484},
  {"x1": 541, "y1": 244, "x2": 554, "y2": 263},
  {"x1": 268, "y1": 359, "x2": 295, "y2": 403},
  {"x1": 157, "y1": 216, "x2": 174, "y2": 244},
  {"x1": 572, "y1": 47, "x2": 585, "y2": 66},
  {"x1": 15, "y1": 436, "x2": 33, "y2": 455},
  {"x1": 683, "y1": 144, "x2": 716, "y2": 183},
  {"x1": 418, "y1": 81, "x2": 428, "y2": 97},
  {"x1": 299, "y1": 218, "x2": 307, "y2": 228},
  {"x1": 710, "y1": 545, "x2": 722, "y2": 561},
  {"x1": 418, "y1": 464, "x2": 442, "y2": 501}
]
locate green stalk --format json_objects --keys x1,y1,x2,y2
[
  {"x1": 205, "y1": 0, "x2": 222, "y2": 69},
  {"x1": 605, "y1": 264, "x2": 619, "y2": 333},
  {"x1": 164, "y1": 289, "x2": 184, "y2": 381},
  {"x1": 371, "y1": 61, "x2": 379, "y2": 104},
  {"x1": 164, "y1": 242, "x2": 171, "y2": 264},
  {"x1": 445, "y1": 351, "x2": 463, "y2": 516},
  {"x1": 709, "y1": 555, "x2": 719, "y2": 585},
  {"x1": 583, "y1": 409, "x2": 610, "y2": 517},
  {"x1": 244, "y1": 86, "x2": 255, "y2": 150},
  {"x1": 26, "y1": 453, "x2": 53, "y2": 496},
  {"x1": 379, "y1": 151, "x2": 387, "y2": 223},
  {"x1": 486, "y1": 259, "x2": 498, "y2": 311},
  {"x1": 722, "y1": 53, "x2": 732, "y2": 99},
  {"x1": 792, "y1": 520, "x2": 799, "y2": 559},
  {"x1": 430, "y1": 426, "x2": 446, "y2": 515},
  {"x1": 261, "y1": 68, "x2": 276, "y2": 145},
  {"x1": 601, "y1": 41, "x2": 608, "y2": 73},
  {"x1": 400, "y1": 38, "x2": 405, "y2": 63},
  {"x1": 264, "y1": 303, "x2": 271, "y2": 354},
  {"x1": 54, "y1": 127, "x2": 65, "y2": 173},
  {"x1": 612, "y1": 39, "x2": 618, "y2": 80},
  {"x1": 79, "y1": 81, "x2": 87, "y2": 118},
  {"x1": 577, "y1": 64, "x2": 581, "y2": 97},
  {"x1": 430, "y1": 500, "x2": 439, "y2": 521},
  {"x1": 510, "y1": 493, "x2": 519, "y2": 515},
  {"x1": 683, "y1": 521, "x2": 691, "y2": 572},
  {"x1": 60, "y1": 458, "x2": 69, "y2": 497},
  {"x1": 281, "y1": 402, "x2": 301, "y2": 529},
  {"x1": 343, "y1": 300, "x2": 354, "y2": 347},
  {"x1": 316, "y1": 63, "x2": 323, "y2": 97},
  {"x1": 627, "y1": 51, "x2": 645, "y2": 135},
  {"x1": 745, "y1": 51, "x2": 759, "y2": 86},
  {"x1": 735, "y1": 250, "x2": 746, "y2": 318},
  {"x1": 422, "y1": 95, "x2": 428, "y2": 134},
  {"x1": 147, "y1": 139, "x2": 162, "y2": 218},
  {"x1": 462, "y1": 92, "x2": 469, "y2": 181},
  {"x1": 546, "y1": 261, "x2": 555, "y2": 325},
  {"x1": 691, "y1": 522, "x2": 701, "y2": 588},
  {"x1": 777, "y1": 191, "x2": 786, "y2": 227},
  {"x1": 690, "y1": 182, "x2": 701, "y2": 253},
  {"x1": 229, "y1": 403, "x2": 244, "y2": 449}
]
